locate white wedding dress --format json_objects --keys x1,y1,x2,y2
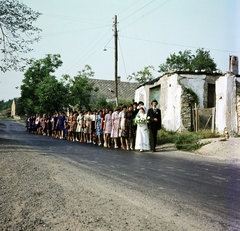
[{"x1": 135, "y1": 112, "x2": 150, "y2": 151}]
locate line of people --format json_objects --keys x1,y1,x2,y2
[{"x1": 26, "y1": 100, "x2": 162, "y2": 152}]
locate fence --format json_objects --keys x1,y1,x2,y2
[{"x1": 193, "y1": 105, "x2": 216, "y2": 132}]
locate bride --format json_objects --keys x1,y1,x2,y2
[{"x1": 134, "y1": 106, "x2": 150, "y2": 152}]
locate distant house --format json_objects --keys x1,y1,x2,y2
[{"x1": 88, "y1": 76, "x2": 139, "y2": 103}]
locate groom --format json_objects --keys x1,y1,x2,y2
[{"x1": 147, "y1": 100, "x2": 162, "y2": 152}]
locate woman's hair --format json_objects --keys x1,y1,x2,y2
[
  {"x1": 139, "y1": 106, "x2": 146, "y2": 112},
  {"x1": 114, "y1": 106, "x2": 120, "y2": 111}
]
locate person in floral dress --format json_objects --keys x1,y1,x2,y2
[
  {"x1": 84, "y1": 109, "x2": 92, "y2": 143},
  {"x1": 76, "y1": 111, "x2": 84, "y2": 142},
  {"x1": 103, "y1": 109, "x2": 113, "y2": 148},
  {"x1": 71, "y1": 111, "x2": 78, "y2": 141},
  {"x1": 95, "y1": 110, "x2": 103, "y2": 146},
  {"x1": 118, "y1": 105, "x2": 127, "y2": 150},
  {"x1": 111, "y1": 106, "x2": 121, "y2": 148}
]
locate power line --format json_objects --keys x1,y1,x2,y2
[
  {"x1": 43, "y1": 25, "x2": 107, "y2": 37},
  {"x1": 63, "y1": 34, "x2": 113, "y2": 74},
  {"x1": 62, "y1": 20, "x2": 113, "y2": 74},
  {"x1": 121, "y1": 0, "x2": 156, "y2": 22},
  {"x1": 119, "y1": 35, "x2": 240, "y2": 54},
  {"x1": 118, "y1": 0, "x2": 143, "y2": 15},
  {"x1": 118, "y1": 37, "x2": 128, "y2": 79},
  {"x1": 120, "y1": 0, "x2": 173, "y2": 30},
  {"x1": 43, "y1": 13, "x2": 109, "y2": 26}
]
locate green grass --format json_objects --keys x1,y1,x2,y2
[{"x1": 157, "y1": 129, "x2": 219, "y2": 152}]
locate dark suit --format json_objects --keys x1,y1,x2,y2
[
  {"x1": 147, "y1": 108, "x2": 161, "y2": 151},
  {"x1": 132, "y1": 108, "x2": 139, "y2": 147}
]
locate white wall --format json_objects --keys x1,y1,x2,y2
[
  {"x1": 134, "y1": 86, "x2": 147, "y2": 105},
  {"x1": 178, "y1": 74, "x2": 206, "y2": 109},
  {"x1": 160, "y1": 74, "x2": 183, "y2": 131},
  {"x1": 215, "y1": 74, "x2": 238, "y2": 135}
]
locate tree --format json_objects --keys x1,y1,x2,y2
[
  {"x1": 191, "y1": 48, "x2": 217, "y2": 72},
  {"x1": 0, "y1": 0, "x2": 42, "y2": 72},
  {"x1": 0, "y1": 99, "x2": 12, "y2": 111},
  {"x1": 19, "y1": 54, "x2": 63, "y2": 115},
  {"x1": 128, "y1": 65, "x2": 155, "y2": 84},
  {"x1": 35, "y1": 76, "x2": 67, "y2": 114},
  {"x1": 61, "y1": 65, "x2": 99, "y2": 110},
  {"x1": 158, "y1": 48, "x2": 217, "y2": 73},
  {"x1": 158, "y1": 50, "x2": 193, "y2": 72}
]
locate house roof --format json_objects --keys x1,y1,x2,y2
[
  {"x1": 88, "y1": 77, "x2": 139, "y2": 100},
  {"x1": 136, "y1": 70, "x2": 224, "y2": 89}
]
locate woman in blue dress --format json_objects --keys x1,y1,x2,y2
[
  {"x1": 95, "y1": 110, "x2": 103, "y2": 146},
  {"x1": 57, "y1": 112, "x2": 65, "y2": 139}
]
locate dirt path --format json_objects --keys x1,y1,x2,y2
[{"x1": 195, "y1": 137, "x2": 240, "y2": 161}]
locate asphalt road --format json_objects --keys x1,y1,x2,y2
[{"x1": 1, "y1": 119, "x2": 240, "y2": 230}]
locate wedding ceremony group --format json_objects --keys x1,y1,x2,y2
[{"x1": 26, "y1": 100, "x2": 162, "y2": 152}]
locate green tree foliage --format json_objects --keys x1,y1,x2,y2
[
  {"x1": 61, "y1": 65, "x2": 98, "y2": 110},
  {"x1": 18, "y1": 55, "x2": 98, "y2": 115},
  {"x1": 127, "y1": 65, "x2": 155, "y2": 84},
  {"x1": 191, "y1": 48, "x2": 217, "y2": 72},
  {"x1": 0, "y1": 99, "x2": 12, "y2": 111},
  {"x1": 35, "y1": 76, "x2": 67, "y2": 114},
  {"x1": 0, "y1": 0, "x2": 42, "y2": 72},
  {"x1": 90, "y1": 94, "x2": 112, "y2": 110},
  {"x1": 158, "y1": 48, "x2": 217, "y2": 73},
  {"x1": 19, "y1": 54, "x2": 64, "y2": 115}
]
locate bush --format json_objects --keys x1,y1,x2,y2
[
  {"x1": 157, "y1": 129, "x2": 217, "y2": 151},
  {"x1": 157, "y1": 129, "x2": 178, "y2": 145},
  {"x1": 174, "y1": 132, "x2": 203, "y2": 151}
]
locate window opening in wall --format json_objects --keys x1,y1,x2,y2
[{"x1": 207, "y1": 84, "x2": 215, "y2": 108}]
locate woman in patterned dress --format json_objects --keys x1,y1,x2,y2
[
  {"x1": 118, "y1": 105, "x2": 127, "y2": 150},
  {"x1": 103, "y1": 109, "x2": 113, "y2": 148},
  {"x1": 71, "y1": 111, "x2": 78, "y2": 141},
  {"x1": 95, "y1": 110, "x2": 103, "y2": 146},
  {"x1": 76, "y1": 111, "x2": 84, "y2": 142},
  {"x1": 111, "y1": 106, "x2": 121, "y2": 148},
  {"x1": 84, "y1": 109, "x2": 92, "y2": 143},
  {"x1": 67, "y1": 112, "x2": 73, "y2": 141}
]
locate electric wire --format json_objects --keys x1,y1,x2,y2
[
  {"x1": 43, "y1": 25, "x2": 107, "y2": 37},
  {"x1": 118, "y1": 37, "x2": 128, "y2": 80},
  {"x1": 62, "y1": 21, "x2": 113, "y2": 74},
  {"x1": 119, "y1": 35, "x2": 240, "y2": 54},
  {"x1": 120, "y1": 0, "x2": 156, "y2": 22},
  {"x1": 117, "y1": 0, "x2": 143, "y2": 15},
  {"x1": 120, "y1": 0, "x2": 173, "y2": 30}
]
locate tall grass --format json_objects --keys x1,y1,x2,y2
[{"x1": 157, "y1": 129, "x2": 219, "y2": 151}]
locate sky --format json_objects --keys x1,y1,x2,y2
[{"x1": 0, "y1": 0, "x2": 240, "y2": 101}]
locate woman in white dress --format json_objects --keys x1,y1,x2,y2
[{"x1": 135, "y1": 106, "x2": 150, "y2": 152}]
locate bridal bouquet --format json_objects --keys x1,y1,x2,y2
[{"x1": 133, "y1": 115, "x2": 150, "y2": 125}]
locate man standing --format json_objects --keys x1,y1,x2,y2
[{"x1": 147, "y1": 100, "x2": 162, "y2": 152}]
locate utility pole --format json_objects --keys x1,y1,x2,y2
[{"x1": 114, "y1": 15, "x2": 118, "y2": 106}]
